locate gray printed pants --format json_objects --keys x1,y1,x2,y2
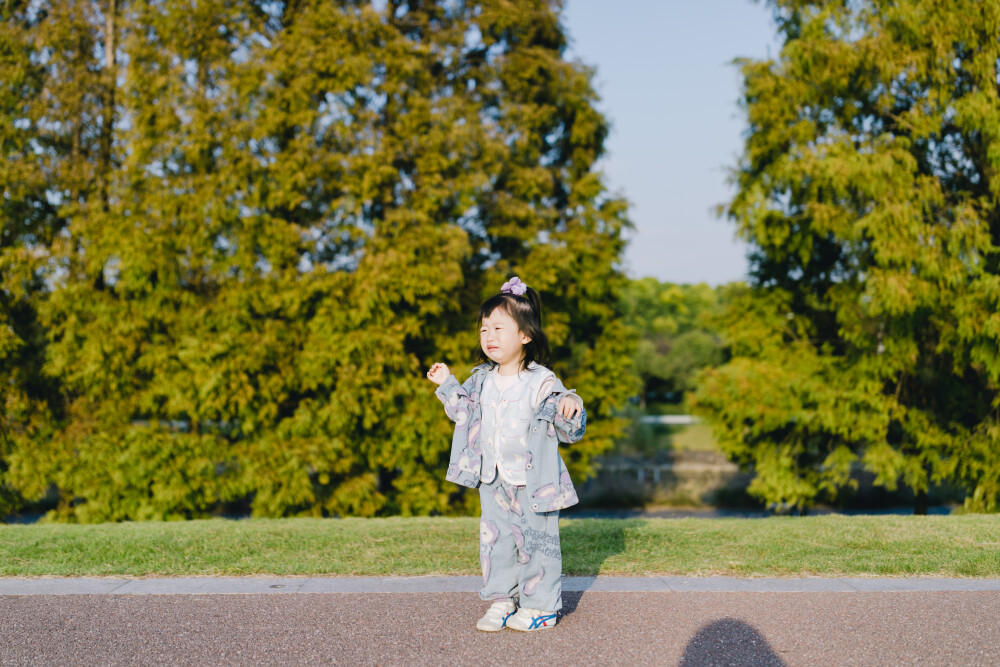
[{"x1": 478, "y1": 475, "x2": 562, "y2": 612}]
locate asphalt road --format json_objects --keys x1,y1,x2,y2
[{"x1": 4, "y1": 590, "x2": 999, "y2": 666}]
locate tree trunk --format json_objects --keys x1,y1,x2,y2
[{"x1": 98, "y1": 0, "x2": 117, "y2": 213}]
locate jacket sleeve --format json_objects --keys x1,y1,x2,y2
[
  {"x1": 552, "y1": 390, "x2": 587, "y2": 444},
  {"x1": 536, "y1": 379, "x2": 587, "y2": 445},
  {"x1": 434, "y1": 373, "x2": 478, "y2": 424}
]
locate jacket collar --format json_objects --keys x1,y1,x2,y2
[{"x1": 473, "y1": 361, "x2": 550, "y2": 376}]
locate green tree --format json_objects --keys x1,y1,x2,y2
[
  {"x1": 0, "y1": 0, "x2": 108, "y2": 518},
  {"x1": 621, "y1": 278, "x2": 726, "y2": 407},
  {"x1": 5, "y1": 0, "x2": 635, "y2": 521},
  {"x1": 693, "y1": 0, "x2": 1000, "y2": 513}
]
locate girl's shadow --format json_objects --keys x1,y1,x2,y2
[{"x1": 558, "y1": 517, "x2": 631, "y2": 618}]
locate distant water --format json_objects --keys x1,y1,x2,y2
[{"x1": 2, "y1": 513, "x2": 46, "y2": 524}]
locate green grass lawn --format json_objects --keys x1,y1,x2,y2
[
  {"x1": 2, "y1": 515, "x2": 998, "y2": 578},
  {"x1": 668, "y1": 423, "x2": 721, "y2": 452}
]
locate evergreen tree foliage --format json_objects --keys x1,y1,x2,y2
[
  {"x1": 693, "y1": 0, "x2": 1000, "y2": 512},
  {"x1": 2, "y1": 0, "x2": 634, "y2": 521},
  {"x1": 0, "y1": 0, "x2": 100, "y2": 516}
]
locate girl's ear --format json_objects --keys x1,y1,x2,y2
[{"x1": 520, "y1": 332, "x2": 532, "y2": 345}]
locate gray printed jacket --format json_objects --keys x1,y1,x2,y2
[{"x1": 435, "y1": 363, "x2": 586, "y2": 513}]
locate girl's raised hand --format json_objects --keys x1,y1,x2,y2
[
  {"x1": 426, "y1": 362, "x2": 451, "y2": 385},
  {"x1": 558, "y1": 395, "x2": 581, "y2": 420}
]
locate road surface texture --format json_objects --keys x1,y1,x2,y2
[{"x1": 2, "y1": 579, "x2": 998, "y2": 665}]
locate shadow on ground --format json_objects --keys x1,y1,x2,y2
[
  {"x1": 560, "y1": 591, "x2": 584, "y2": 618},
  {"x1": 680, "y1": 618, "x2": 785, "y2": 666},
  {"x1": 560, "y1": 518, "x2": 630, "y2": 576},
  {"x1": 558, "y1": 519, "x2": 629, "y2": 621}
]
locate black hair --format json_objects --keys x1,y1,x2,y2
[{"x1": 476, "y1": 284, "x2": 551, "y2": 371}]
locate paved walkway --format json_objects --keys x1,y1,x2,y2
[
  {"x1": 2, "y1": 575, "x2": 1000, "y2": 595},
  {"x1": 4, "y1": 577, "x2": 999, "y2": 665}
]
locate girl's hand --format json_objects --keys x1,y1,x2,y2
[
  {"x1": 426, "y1": 362, "x2": 451, "y2": 385},
  {"x1": 558, "y1": 395, "x2": 581, "y2": 420}
]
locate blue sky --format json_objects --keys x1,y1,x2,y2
[{"x1": 562, "y1": 1, "x2": 780, "y2": 285}]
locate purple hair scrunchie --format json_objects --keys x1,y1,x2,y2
[{"x1": 501, "y1": 276, "x2": 527, "y2": 296}]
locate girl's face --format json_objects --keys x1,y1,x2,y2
[{"x1": 480, "y1": 307, "x2": 531, "y2": 373}]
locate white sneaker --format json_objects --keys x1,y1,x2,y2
[
  {"x1": 506, "y1": 607, "x2": 557, "y2": 631},
  {"x1": 476, "y1": 599, "x2": 516, "y2": 632}
]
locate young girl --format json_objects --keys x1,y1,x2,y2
[{"x1": 426, "y1": 276, "x2": 586, "y2": 632}]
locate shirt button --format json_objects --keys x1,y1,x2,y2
[
  {"x1": 532, "y1": 503, "x2": 539, "y2": 510},
  {"x1": 533, "y1": 427, "x2": 538, "y2": 433},
  {"x1": 526, "y1": 464, "x2": 532, "y2": 470}
]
